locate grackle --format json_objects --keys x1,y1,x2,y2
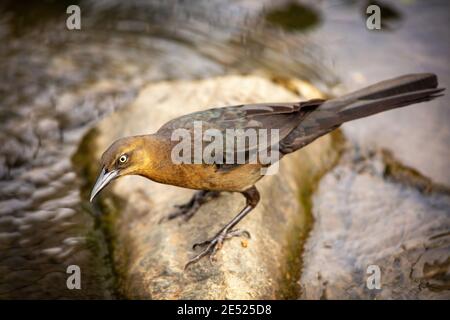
[{"x1": 90, "y1": 73, "x2": 444, "y2": 269}]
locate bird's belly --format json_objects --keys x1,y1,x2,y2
[{"x1": 155, "y1": 163, "x2": 264, "y2": 192}]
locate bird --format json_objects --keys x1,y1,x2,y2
[{"x1": 90, "y1": 73, "x2": 444, "y2": 269}]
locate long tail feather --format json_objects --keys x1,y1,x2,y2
[
  {"x1": 338, "y1": 87, "x2": 444, "y2": 122},
  {"x1": 280, "y1": 73, "x2": 445, "y2": 154},
  {"x1": 332, "y1": 73, "x2": 438, "y2": 101},
  {"x1": 320, "y1": 73, "x2": 444, "y2": 119}
]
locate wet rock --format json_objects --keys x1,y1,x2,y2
[
  {"x1": 308, "y1": 1, "x2": 450, "y2": 187},
  {"x1": 300, "y1": 148, "x2": 450, "y2": 299},
  {"x1": 88, "y1": 75, "x2": 341, "y2": 299}
]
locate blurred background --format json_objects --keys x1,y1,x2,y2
[{"x1": 0, "y1": 0, "x2": 448, "y2": 299}]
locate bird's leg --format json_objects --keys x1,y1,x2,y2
[
  {"x1": 160, "y1": 190, "x2": 220, "y2": 223},
  {"x1": 184, "y1": 186, "x2": 260, "y2": 270}
]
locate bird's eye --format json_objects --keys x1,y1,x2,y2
[{"x1": 119, "y1": 154, "x2": 128, "y2": 163}]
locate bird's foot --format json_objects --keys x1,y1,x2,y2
[
  {"x1": 184, "y1": 228, "x2": 251, "y2": 270},
  {"x1": 162, "y1": 203, "x2": 197, "y2": 222},
  {"x1": 159, "y1": 190, "x2": 220, "y2": 223}
]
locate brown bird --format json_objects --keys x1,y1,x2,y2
[{"x1": 90, "y1": 73, "x2": 444, "y2": 269}]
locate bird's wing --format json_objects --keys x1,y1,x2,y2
[
  {"x1": 157, "y1": 100, "x2": 324, "y2": 138},
  {"x1": 157, "y1": 100, "x2": 323, "y2": 164}
]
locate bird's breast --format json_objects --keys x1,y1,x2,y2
[{"x1": 147, "y1": 161, "x2": 263, "y2": 192}]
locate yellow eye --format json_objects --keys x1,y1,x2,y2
[{"x1": 119, "y1": 155, "x2": 128, "y2": 163}]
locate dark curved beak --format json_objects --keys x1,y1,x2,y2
[{"x1": 90, "y1": 168, "x2": 119, "y2": 202}]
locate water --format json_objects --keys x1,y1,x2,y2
[
  {"x1": 0, "y1": 0, "x2": 335, "y2": 299},
  {"x1": 0, "y1": 0, "x2": 448, "y2": 298},
  {"x1": 311, "y1": 0, "x2": 450, "y2": 186}
]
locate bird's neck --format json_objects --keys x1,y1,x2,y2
[{"x1": 137, "y1": 134, "x2": 175, "y2": 181}]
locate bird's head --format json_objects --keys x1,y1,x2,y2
[{"x1": 90, "y1": 135, "x2": 151, "y2": 202}]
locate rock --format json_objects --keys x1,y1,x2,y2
[
  {"x1": 300, "y1": 148, "x2": 450, "y2": 299},
  {"x1": 308, "y1": 1, "x2": 450, "y2": 187},
  {"x1": 88, "y1": 75, "x2": 341, "y2": 299}
]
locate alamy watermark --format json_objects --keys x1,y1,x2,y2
[
  {"x1": 66, "y1": 5, "x2": 81, "y2": 30},
  {"x1": 66, "y1": 264, "x2": 81, "y2": 290},
  {"x1": 366, "y1": 264, "x2": 381, "y2": 290},
  {"x1": 170, "y1": 121, "x2": 280, "y2": 175},
  {"x1": 366, "y1": 4, "x2": 381, "y2": 30}
]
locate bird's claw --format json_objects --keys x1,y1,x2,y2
[
  {"x1": 159, "y1": 191, "x2": 221, "y2": 224},
  {"x1": 158, "y1": 205, "x2": 195, "y2": 224},
  {"x1": 174, "y1": 203, "x2": 189, "y2": 210},
  {"x1": 226, "y1": 229, "x2": 251, "y2": 239},
  {"x1": 184, "y1": 228, "x2": 251, "y2": 270}
]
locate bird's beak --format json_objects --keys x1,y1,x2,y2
[{"x1": 90, "y1": 168, "x2": 119, "y2": 202}]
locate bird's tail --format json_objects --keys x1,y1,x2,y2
[
  {"x1": 320, "y1": 73, "x2": 444, "y2": 122},
  {"x1": 280, "y1": 73, "x2": 444, "y2": 154}
]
